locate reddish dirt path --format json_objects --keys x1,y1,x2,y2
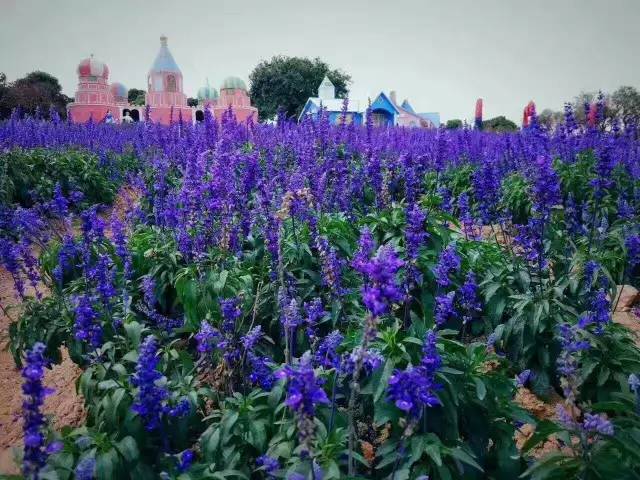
[{"x1": 0, "y1": 267, "x2": 84, "y2": 475}]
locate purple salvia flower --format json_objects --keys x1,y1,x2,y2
[
  {"x1": 515, "y1": 369, "x2": 532, "y2": 388},
  {"x1": 582, "y1": 413, "x2": 614, "y2": 436},
  {"x1": 220, "y1": 298, "x2": 242, "y2": 333},
  {"x1": 434, "y1": 291, "x2": 456, "y2": 326},
  {"x1": 142, "y1": 275, "x2": 156, "y2": 307},
  {"x1": 314, "y1": 331, "x2": 343, "y2": 370},
  {"x1": 74, "y1": 457, "x2": 96, "y2": 480},
  {"x1": 131, "y1": 336, "x2": 190, "y2": 433},
  {"x1": 459, "y1": 271, "x2": 481, "y2": 324},
  {"x1": 73, "y1": 295, "x2": 102, "y2": 348},
  {"x1": 577, "y1": 289, "x2": 610, "y2": 335},
  {"x1": 241, "y1": 325, "x2": 263, "y2": 351},
  {"x1": 626, "y1": 234, "x2": 640, "y2": 269},
  {"x1": 247, "y1": 353, "x2": 275, "y2": 390},
  {"x1": 358, "y1": 245, "x2": 404, "y2": 317},
  {"x1": 341, "y1": 347, "x2": 384, "y2": 376},
  {"x1": 433, "y1": 245, "x2": 461, "y2": 288},
  {"x1": 21, "y1": 342, "x2": 52, "y2": 480},
  {"x1": 315, "y1": 236, "x2": 344, "y2": 297},
  {"x1": 276, "y1": 353, "x2": 329, "y2": 453},
  {"x1": 387, "y1": 330, "x2": 441, "y2": 419},
  {"x1": 405, "y1": 203, "x2": 428, "y2": 261},
  {"x1": 177, "y1": 450, "x2": 195, "y2": 473},
  {"x1": 352, "y1": 227, "x2": 376, "y2": 272},
  {"x1": 256, "y1": 454, "x2": 279, "y2": 477},
  {"x1": 195, "y1": 321, "x2": 220, "y2": 354},
  {"x1": 303, "y1": 298, "x2": 326, "y2": 341}
]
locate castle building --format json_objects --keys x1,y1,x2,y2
[
  {"x1": 195, "y1": 77, "x2": 258, "y2": 123},
  {"x1": 68, "y1": 36, "x2": 257, "y2": 125},
  {"x1": 298, "y1": 76, "x2": 363, "y2": 125},
  {"x1": 299, "y1": 77, "x2": 437, "y2": 128},
  {"x1": 145, "y1": 35, "x2": 192, "y2": 124},
  {"x1": 369, "y1": 91, "x2": 436, "y2": 128},
  {"x1": 67, "y1": 55, "x2": 118, "y2": 123}
]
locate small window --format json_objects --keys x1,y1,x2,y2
[{"x1": 167, "y1": 75, "x2": 177, "y2": 92}]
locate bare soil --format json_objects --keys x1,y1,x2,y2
[{"x1": 0, "y1": 267, "x2": 84, "y2": 475}]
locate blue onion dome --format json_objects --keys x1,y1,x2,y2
[
  {"x1": 110, "y1": 82, "x2": 128, "y2": 101},
  {"x1": 220, "y1": 76, "x2": 247, "y2": 91},
  {"x1": 197, "y1": 83, "x2": 219, "y2": 101}
]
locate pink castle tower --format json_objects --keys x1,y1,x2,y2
[
  {"x1": 212, "y1": 76, "x2": 258, "y2": 123},
  {"x1": 67, "y1": 55, "x2": 116, "y2": 123},
  {"x1": 146, "y1": 35, "x2": 192, "y2": 125}
]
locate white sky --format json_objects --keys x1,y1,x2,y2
[{"x1": 1, "y1": 0, "x2": 638, "y2": 122}]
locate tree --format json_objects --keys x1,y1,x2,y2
[
  {"x1": 610, "y1": 86, "x2": 640, "y2": 124},
  {"x1": 445, "y1": 119, "x2": 463, "y2": 130},
  {"x1": 249, "y1": 56, "x2": 351, "y2": 121},
  {"x1": 128, "y1": 88, "x2": 146, "y2": 106},
  {"x1": 483, "y1": 116, "x2": 518, "y2": 132},
  {"x1": 538, "y1": 109, "x2": 564, "y2": 130},
  {"x1": 187, "y1": 97, "x2": 198, "y2": 108},
  {"x1": 0, "y1": 73, "x2": 7, "y2": 115},
  {"x1": 0, "y1": 71, "x2": 70, "y2": 119}
]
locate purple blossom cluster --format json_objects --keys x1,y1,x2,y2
[
  {"x1": 131, "y1": 336, "x2": 190, "y2": 432},
  {"x1": 433, "y1": 245, "x2": 461, "y2": 288},
  {"x1": 73, "y1": 294, "x2": 103, "y2": 348},
  {"x1": 387, "y1": 330, "x2": 442, "y2": 418},
  {"x1": 577, "y1": 289, "x2": 611, "y2": 334},
  {"x1": 276, "y1": 353, "x2": 329, "y2": 452},
  {"x1": 21, "y1": 342, "x2": 54, "y2": 479},
  {"x1": 356, "y1": 244, "x2": 404, "y2": 318}
]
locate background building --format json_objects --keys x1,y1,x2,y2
[
  {"x1": 68, "y1": 36, "x2": 257, "y2": 125},
  {"x1": 299, "y1": 77, "x2": 437, "y2": 128},
  {"x1": 298, "y1": 76, "x2": 363, "y2": 125}
]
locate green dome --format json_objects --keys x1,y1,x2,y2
[
  {"x1": 197, "y1": 84, "x2": 219, "y2": 101},
  {"x1": 220, "y1": 76, "x2": 247, "y2": 91}
]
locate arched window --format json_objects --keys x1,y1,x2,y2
[{"x1": 166, "y1": 75, "x2": 177, "y2": 92}]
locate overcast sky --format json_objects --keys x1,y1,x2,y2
[{"x1": 1, "y1": 0, "x2": 638, "y2": 122}]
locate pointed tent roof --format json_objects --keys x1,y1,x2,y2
[
  {"x1": 150, "y1": 35, "x2": 181, "y2": 74},
  {"x1": 319, "y1": 75, "x2": 334, "y2": 89},
  {"x1": 318, "y1": 75, "x2": 335, "y2": 100}
]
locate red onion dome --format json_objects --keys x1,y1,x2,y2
[{"x1": 77, "y1": 55, "x2": 109, "y2": 79}]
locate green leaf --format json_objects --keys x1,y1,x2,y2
[
  {"x1": 96, "y1": 449, "x2": 118, "y2": 480},
  {"x1": 473, "y1": 377, "x2": 487, "y2": 401},
  {"x1": 597, "y1": 366, "x2": 611, "y2": 386},
  {"x1": 424, "y1": 443, "x2": 443, "y2": 467},
  {"x1": 447, "y1": 447, "x2": 483, "y2": 472},
  {"x1": 374, "y1": 358, "x2": 395, "y2": 402},
  {"x1": 116, "y1": 436, "x2": 139, "y2": 463}
]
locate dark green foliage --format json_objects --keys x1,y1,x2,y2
[
  {"x1": 127, "y1": 88, "x2": 146, "y2": 106},
  {"x1": 483, "y1": 116, "x2": 518, "y2": 133},
  {"x1": 500, "y1": 173, "x2": 531, "y2": 224},
  {"x1": 445, "y1": 119, "x2": 463, "y2": 130},
  {"x1": 0, "y1": 71, "x2": 71, "y2": 119},
  {"x1": 9, "y1": 296, "x2": 70, "y2": 367},
  {"x1": 249, "y1": 56, "x2": 351, "y2": 120},
  {"x1": 0, "y1": 148, "x2": 135, "y2": 207}
]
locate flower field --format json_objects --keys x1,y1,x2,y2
[{"x1": 1, "y1": 108, "x2": 640, "y2": 480}]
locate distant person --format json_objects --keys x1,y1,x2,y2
[
  {"x1": 104, "y1": 110, "x2": 114, "y2": 124},
  {"x1": 122, "y1": 111, "x2": 133, "y2": 124}
]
